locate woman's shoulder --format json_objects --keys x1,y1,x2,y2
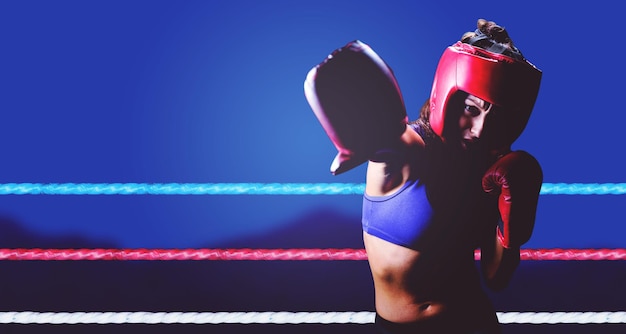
[{"x1": 407, "y1": 120, "x2": 439, "y2": 146}]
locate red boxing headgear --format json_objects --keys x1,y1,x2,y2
[{"x1": 429, "y1": 42, "x2": 541, "y2": 147}]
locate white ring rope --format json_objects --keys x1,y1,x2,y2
[{"x1": 0, "y1": 311, "x2": 624, "y2": 325}]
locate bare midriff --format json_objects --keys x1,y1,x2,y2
[{"x1": 363, "y1": 231, "x2": 488, "y2": 324}]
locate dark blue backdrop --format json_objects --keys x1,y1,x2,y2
[
  {"x1": 2, "y1": 0, "x2": 624, "y2": 249},
  {"x1": 0, "y1": 1, "x2": 624, "y2": 333}
]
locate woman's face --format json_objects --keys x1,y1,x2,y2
[{"x1": 457, "y1": 94, "x2": 492, "y2": 149}]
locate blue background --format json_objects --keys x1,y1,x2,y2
[
  {"x1": 1, "y1": 0, "x2": 624, "y2": 249},
  {"x1": 0, "y1": 1, "x2": 624, "y2": 333}
]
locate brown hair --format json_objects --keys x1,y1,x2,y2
[
  {"x1": 461, "y1": 18, "x2": 525, "y2": 61},
  {"x1": 410, "y1": 98, "x2": 436, "y2": 140},
  {"x1": 463, "y1": 19, "x2": 513, "y2": 45}
]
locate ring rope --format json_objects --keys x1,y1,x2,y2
[
  {"x1": 0, "y1": 311, "x2": 624, "y2": 324},
  {"x1": 0, "y1": 183, "x2": 624, "y2": 195},
  {"x1": 1, "y1": 185, "x2": 621, "y2": 327},
  {"x1": 0, "y1": 248, "x2": 623, "y2": 261}
]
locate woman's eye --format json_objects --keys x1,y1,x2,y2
[{"x1": 464, "y1": 105, "x2": 480, "y2": 117}]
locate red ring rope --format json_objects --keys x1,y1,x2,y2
[{"x1": 0, "y1": 248, "x2": 623, "y2": 261}]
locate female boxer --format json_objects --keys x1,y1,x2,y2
[{"x1": 305, "y1": 19, "x2": 543, "y2": 333}]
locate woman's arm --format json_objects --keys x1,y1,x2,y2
[
  {"x1": 480, "y1": 151, "x2": 542, "y2": 291},
  {"x1": 365, "y1": 124, "x2": 425, "y2": 196},
  {"x1": 480, "y1": 234, "x2": 521, "y2": 291}
]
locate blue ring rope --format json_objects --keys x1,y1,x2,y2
[{"x1": 0, "y1": 183, "x2": 623, "y2": 195}]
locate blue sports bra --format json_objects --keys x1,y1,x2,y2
[
  {"x1": 361, "y1": 122, "x2": 439, "y2": 250},
  {"x1": 362, "y1": 178, "x2": 434, "y2": 250}
]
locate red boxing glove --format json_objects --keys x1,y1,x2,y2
[
  {"x1": 304, "y1": 40, "x2": 408, "y2": 175},
  {"x1": 482, "y1": 151, "x2": 543, "y2": 248}
]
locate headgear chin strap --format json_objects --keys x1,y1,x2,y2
[{"x1": 429, "y1": 41, "x2": 542, "y2": 147}]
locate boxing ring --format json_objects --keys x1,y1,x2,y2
[{"x1": 0, "y1": 182, "x2": 624, "y2": 332}]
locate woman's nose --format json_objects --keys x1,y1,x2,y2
[{"x1": 470, "y1": 116, "x2": 486, "y2": 138}]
